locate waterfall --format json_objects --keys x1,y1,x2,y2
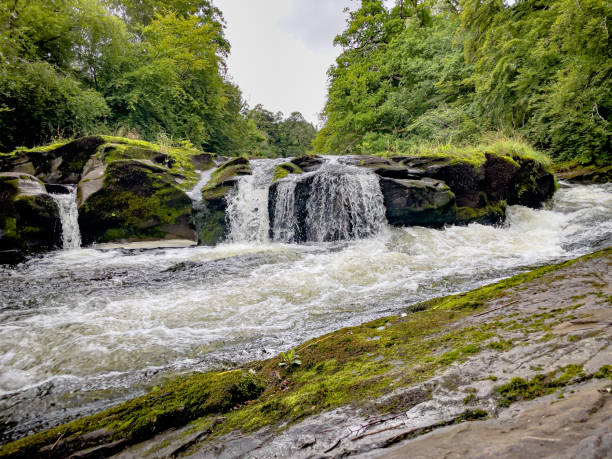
[
  {"x1": 270, "y1": 179, "x2": 298, "y2": 242},
  {"x1": 50, "y1": 186, "x2": 81, "y2": 249},
  {"x1": 270, "y1": 157, "x2": 387, "y2": 243},
  {"x1": 305, "y1": 159, "x2": 386, "y2": 242},
  {"x1": 226, "y1": 159, "x2": 287, "y2": 243}
]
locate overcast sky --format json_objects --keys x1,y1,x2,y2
[{"x1": 214, "y1": 0, "x2": 355, "y2": 127}]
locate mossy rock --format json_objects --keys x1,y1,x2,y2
[
  {"x1": 0, "y1": 173, "x2": 61, "y2": 263},
  {"x1": 0, "y1": 371, "x2": 265, "y2": 459},
  {"x1": 0, "y1": 136, "x2": 105, "y2": 184},
  {"x1": 456, "y1": 203, "x2": 506, "y2": 226},
  {"x1": 1, "y1": 136, "x2": 211, "y2": 191},
  {"x1": 554, "y1": 163, "x2": 612, "y2": 184},
  {"x1": 273, "y1": 162, "x2": 303, "y2": 182},
  {"x1": 78, "y1": 161, "x2": 196, "y2": 244}
]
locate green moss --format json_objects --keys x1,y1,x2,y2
[
  {"x1": 379, "y1": 137, "x2": 551, "y2": 170},
  {"x1": 496, "y1": 364, "x2": 590, "y2": 407},
  {"x1": 487, "y1": 337, "x2": 513, "y2": 351},
  {"x1": 197, "y1": 210, "x2": 226, "y2": 246},
  {"x1": 593, "y1": 365, "x2": 612, "y2": 379},
  {"x1": 79, "y1": 161, "x2": 192, "y2": 244},
  {"x1": 0, "y1": 371, "x2": 264, "y2": 459},
  {"x1": 457, "y1": 202, "x2": 506, "y2": 225},
  {"x1": 273, "y1": 163, "x2": 303, "y2": 182},
  {"x1": 203, "y1": 157, "x2": 250, "y2": 191},
  {"x1": 3, "y1": 217, "x2": 17, "y2": 238}
]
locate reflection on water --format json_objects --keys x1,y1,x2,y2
[{"x1": 0, "y1": 182, "x2": 610, "y2": 441}]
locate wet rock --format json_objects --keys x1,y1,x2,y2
[
  {"x1": 78, "y1": 161, "x2": 196, "y2": 245},
  {"x1": 554, "y1": 164, "x2": 612, "y2": 184},
  {"x1": 0, "y1": 173, "x2": 61, "y2": 262},
  {"x1": 290, "y1": 155, "x2": 324, "y2": 172},
  {"x1": 380, "y1": 177, "x2": 456, "y2": 227},
  {"x1": 509, "y1": 156, "x2": 556, "y2": 207}
]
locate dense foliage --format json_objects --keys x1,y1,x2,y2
[
  {"x1": 315, "y1": 0, "x2": 611, "y2": 164},
  {"x1": 0, "y1": 0, "x2": 314, "y2": 157},
  {"x1": 247, "y1": 105, "x2": 317, "y2": 157}
]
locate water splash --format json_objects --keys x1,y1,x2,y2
[{"x1": 50, "y1": 186, "x2": 81, "y2": 249}]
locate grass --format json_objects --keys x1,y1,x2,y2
[{"x1": 377, "y1": 133, "x2": 552, "y2": 169}]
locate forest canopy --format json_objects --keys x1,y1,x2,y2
[
  {"x1": 0, "y1": 0, "x2": 316, "y2": 157},
  {"x1": 315, "y1": 0, "x2": 611, "y2": 164}
]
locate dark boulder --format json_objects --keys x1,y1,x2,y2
[
  {"x1": 78, "y1": 161, "x2": 196, "y2": 245},
  {"x1": 380, "y1": 177, "x2": 456, "y2": 227},
  {"x1": 0, "y1": 173, "x2": 61, "y2": 263},
  {"x1": 290, "y1": 155, "x2": 324, "y2": 172}
]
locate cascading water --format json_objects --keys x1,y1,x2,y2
[
  {"x1": 226, "y1": 158, "x2": 287, "y2": 243},
  {"x1": 186, "y1": 167, "x2": 217, "y2": 202},
  {"x1": 50, "y1": 186, "x2": 81, "y2": 249},
  {"x1": 270, "y1": 157, "x2": 387, "y2": 243},
  {"x1": 305, "y1": 158, "x2": 386, "y2": 242}
]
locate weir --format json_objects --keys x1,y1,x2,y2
[{"x1": 50, "y1": 186, "x2": 82, "y2": 249}]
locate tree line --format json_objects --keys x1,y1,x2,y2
[
  {"x1": 0, "y1": 0, "x2": 316, "y2": 157},
  {"x1": 314, "y1": 0, "x2": 611, "y2": 164}
]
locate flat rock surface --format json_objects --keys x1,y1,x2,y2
[{"x1": 378, "y1": 383, "x2": 612, "y2": 459}]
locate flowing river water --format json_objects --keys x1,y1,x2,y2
[{"x1": 0, "y1": 178, "x2": 611, "y2": 441}]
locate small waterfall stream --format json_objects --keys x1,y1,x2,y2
[
  {"x1": 50, "y1": 186, "x2": 81, "y2": 249},
  {"x1": 186, "y1": 168, "x2": 217, "y2": 202}
]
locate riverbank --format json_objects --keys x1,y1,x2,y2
[{"x1": 2, "y1": 247, "x2": 610, "y2": 458}]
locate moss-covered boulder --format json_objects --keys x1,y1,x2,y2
[
  {"x1": 290, "y1": 155, "x2": 324, "y2": 172},
  {"x1": 0, "y1": 173, "x2": 61, "y2": 263},
  {"x1": 367, "y1": 143, "x2": 555, "y2": 227},
  {"x1": 272, "y1": 162, "x2": 303, "y2": 182},
  {"x1": 0, "y1": 136, "x2": 105, "y2": 184},
  {"x1": 78, "y1": 161, "x2": 196, "y2": 244},
  {"x1": 194, "y1": 157, "x2": 251, "y2": 245}
]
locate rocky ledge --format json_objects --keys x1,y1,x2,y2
[
  {"x1": 270, "y1": 148, "x2": 556, "y2": 230},
  {"x1": 1, "y1": 137, "x2": 556, "y2": 260},
  {"x1": 2, "y1": 248, "x2": 610, "y2": 458}
]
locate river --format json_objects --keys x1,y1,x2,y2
[{"x1": 0, "y1": 180, "x2": 611, "y2": 441}]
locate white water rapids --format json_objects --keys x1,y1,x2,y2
[{"x1": 0, "y1": 181, "x2": 611, "y2": 440}]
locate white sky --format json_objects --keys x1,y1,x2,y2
[{"x1": 214, "y1": 0, "x2": 355, "y2": 127}]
